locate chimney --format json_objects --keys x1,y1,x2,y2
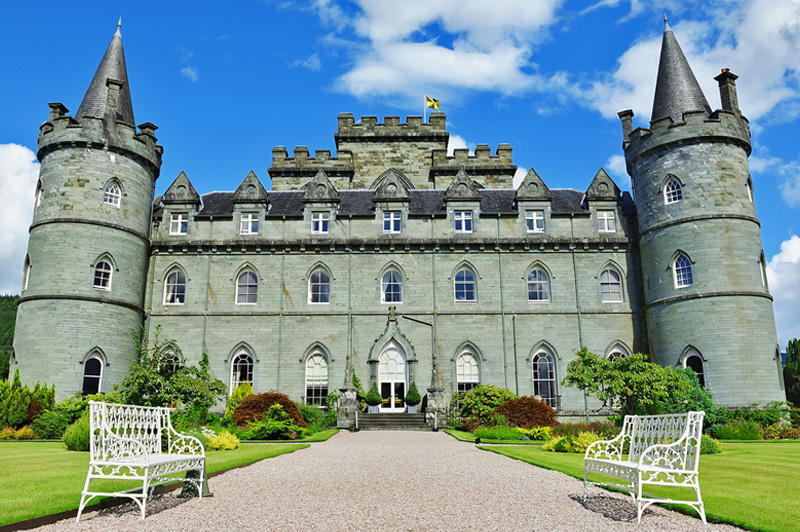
[{"x1": 714, "y1": 68, "x2": 739, "y2": 112}]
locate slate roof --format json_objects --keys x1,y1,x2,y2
[{"x1": 194, "y1": 188, "x2": 592, "y2": 217}]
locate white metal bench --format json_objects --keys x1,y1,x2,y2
[
  {"x1": 583, "y1": 411, "x2": 706, "y2": 523},
  {"x1": 76, "y1": 401, "x2": 206, "y2": 521}
]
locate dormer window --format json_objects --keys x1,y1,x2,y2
[
  {"x1": 526, "y1": 211, "x2": 545, "y2": 233},
  {"x1": 597, "y1": 210, "x2": 616, "y2": 233},
  {"x1": 454, "y1": 211, "x2": 473, "y2": 234},
  {"x1": 169, "y1": 213, "x2": 188, "y2": 235},
  {"x1": 383, "y1": 211, "x2": 401, "y2": 234},
  {"x1": 312, "y1": 212, "x2": 330, "y2": 235},
  {"x1": 240, "y1": 212, "x2": 259, "y2": 235}
]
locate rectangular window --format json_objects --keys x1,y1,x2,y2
[
  {"x1": 240, "y1": 212, "x2": 259, "y2": 235},
  {"x1": 169, "y1": 213, "x2": 188, "y2": 235},
  {"x1": 383, "y1": 211, "x2": 401, "y2": 234},
  {"x1": 454, "y1": 211, "x2": 473, "y2": 233},
  {"x1": 312, "y1": 212, "x2": 330, "y2": 234},
  {"x1": 597, "y1": 210, "x2": 616, "y2": 233},
  {"x1": 526, "y1": 211, "x2": 545, "y2": 233}
]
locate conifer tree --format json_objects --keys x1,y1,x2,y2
[{"x1": 785, "y1": 338, "x2": 800, "y2": 405}]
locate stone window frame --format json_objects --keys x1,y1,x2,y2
[
  {"x1": 239, "y1": 212, "x2": 259, "y2": 235},
  {"x1": 759, "y1": 252, "x2": 768, "y2": 289},
  {"x1": 81, "y1": 349, "x2": 107, "y2": 396},
  {"x1": 746, "y1": 175, "x2": 754, "y2": 203},
  {"x1": 380, "y1": 268, "x2": 404, "y2": 304},
  {"x1": 597, "y1": 210, "x2": 617, "y2": 233},
  {"x1": 604, "y1": 341, "x2": 631, "y2": 362},
  {"x1": 453, "y1": 264, "x2": 478, "y2": 303},
  {"x1": 311, "y1": 211, "x2": 330, "y2": 235},
  {"x1": 304, "y1": 349, "x2": 330, "y2": 407},
  {"x1": 23, "y1": 255, "x2": 31, "y2": 292},
  {"x1": 92, "y1": 255, "x2": 115, "y2": 292},
  {"x1": 235, "y1": 268, "x2": 259, "y2": 305},
  {"x1": 599, "y1": 265, "x2": 624, "y2": 303},
  {"x1": 103, "y1": 178, "x2": 123, "y2": 208},
  {"x1": 531, "y1": 347, "x2": 558, "y2": 408},
  {"x1": 163, "y1": 266, "x2": 187, "y2": 305},
  {"x1": 308, "y1": 265, "x2": 332, "y2": 305},
  {"x1": 663, "y1": 176, "x2": 683, "y2": 205},
  {"x1": 383, "y1": 211, "x2": 402, "y2": 234},
  {"x1": 453, "y1": 210, "x2": 473, "y2": 234},
  {"x1": 169, "y1": 212, "x2": 189, "y2": 236},
  {"x1": 230, "y1": 350, "x2": 254, "y2": 394},
  {"x1": 525, "y1": 210, "x2": 545, "y2": 233},
  {"x1": 680, "y1": 346, "x2": 706, "y2": 388},
  {"x1": 526, "y1": 264, "x2": 551, "y2": 303},
  {"x1": 456, "y1": 349, "x2": 481, "y2": 395},
  {"x1": 673, "y1": 252, "x2": 694, "y2": 289},
  {"x1": 35, "y1": 180, "x2": 43, "y2": 208}
]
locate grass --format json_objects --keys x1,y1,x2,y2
[
  {"x1": 444, "y1": 429, "x2": 544, "y2": 445},
  {"x1": 0, "y1": 442, "x2": 308, "y2": 527},
  {"x1": 480, "y1": 442, "x2": 800, "y2": 532},
  {"x1": 242, "y1": 428, "x2": 338, "y2": 443}
]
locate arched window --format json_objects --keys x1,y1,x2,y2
[
  {"x1": 236, "y1": 270, "x2": 258, "y2": 305},
  {"x1": 230, "y1": 351, "x2": 254, "y2": 392},
  {"x1": 664, "y1": 179, "x2": 682, "y2": 204},
  {"x1": 305, "y1": 353, "x2": 329, "y2": 406},
  {"x1": 35, "y1": 181, "x2": 43, "y2": 208},
  {"x1": 82, "y1": 356, "x2": 103, "y2": 395},
  {"x1": 600, "y1": 268, "x2": 622, "y2": 302},
  {"x1": 456, "y1": 351, "x2": 480, "y2": 395},
  {"x1": 746, "y1": 178, "x2": 753, "y2": 203},
  {"x1": 674, "y1": 254, "x2": 693, "y2": 288},
  {"x1": 93, "y1": 260, "x2": 113, "y2": 291},
  {"x1": 685, "y1": 353, "x2": 705, "y2": 388},
  {"x1": 103, "y1": 180, "x2": 121, "y2": 207},
  {"x1": 532, "y1": 350, "x2": 557, "y2": 408},
  {"x1": 163, "y1": 268, "x2": 186, "y2": 305},
  {"x1": 527, "y1": 268, "x2": 550, "y2": 302},
  {"x1": 760, "y1": 254, "x2": 768, "y2": 288},
  {"x1": 608, "y1": 351, "x2": 627, "y2": 363},
  {"x1": 381, "y1": 269, "x2": 403, "y2": 304},
  {"x1": 308, "y1": 268, "x2": 331, "y2": 304},
  {"x1": 454, "y1": 268, "x2": 476, "y2": 302},
  {"x1": 23, "y1": 256, "x2": 31, "y2": 291}
]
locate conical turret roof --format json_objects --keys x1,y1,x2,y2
[
  {"x1": 650, "y1": 17, "x2": 711, "y2": 123},
  {"x1": 75, "y1": 21, "x2": 135, "y2": 125}
]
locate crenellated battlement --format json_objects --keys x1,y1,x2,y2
[
  {"x1": 431, "y1": 143, "x2": 514, "y2": 166},
  {"x1": 37, "y1": 103, "x2": 162, "y2": 173},
  {"x1": 335, "y1": 112, "x2": 448, "y2": 141},
  {"x1": 271, "y1": 146, "x2": 354, "y2": 167}
]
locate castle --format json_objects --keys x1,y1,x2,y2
[{"x1": 10, "y1": 21, "x2": 786, "y2": 421}]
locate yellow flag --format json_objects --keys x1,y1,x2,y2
[{"x1": 425, "y1": 95, "x2": 440, "y2": 111}]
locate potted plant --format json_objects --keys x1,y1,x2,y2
[
  {"x1": 365, "y1": 382, "x2": 382, "y2": 413},
  {"x1": 405, "y1": 381, "x2": 421, "y2": 413}
]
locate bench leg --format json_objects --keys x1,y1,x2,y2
[
  {"x1": 693, "y1": 482, "x2": 707, "y2": 524},
  {"x1": 76, "y1": 467, "x2": 93, "y2": 522},
  {"x1": 583, "y1": 469, "x2": 589, "y2": 500}
]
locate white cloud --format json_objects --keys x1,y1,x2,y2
[
  {"x1": 767, "y1": 235, "x2": 800, "y2": 347},
  {"x1": 778, "y1": 159, "x2": 800, "y2": 207},
  {"x1": 181, "y1": 67, "x2": 199, "y2": 82},
  {"x1": 0, "y1": 144, "x2": 39, "y2": 295},
  {"x1": 289, "y1": 54, "x2": 322, "y2": 71},
  {"x1": 605, "y1": 154, "x2": 631, "y2": 189},
  {"x1": 446, "y1": 134, "x2": 473, "y2": 156},
  {"x1": 513, "y1": 166, "x2": 528, "y2": 188}
]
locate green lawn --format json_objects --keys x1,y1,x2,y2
[
  {"x1": 243, "y1": 428, "x2": 338, "y2": 443},
  {"x1": 0, "y1": 442, "x2": 308, "y2": 526},
  {"x1": 480, "y1": 443, "x2": 800, "y2": 532},
  {"x1": 444, "y1": 429, "x2": 545, "y2": 445}
]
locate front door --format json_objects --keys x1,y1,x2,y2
[{"x1": 378, "y1": 345, "x2": 406, "y2": 412}]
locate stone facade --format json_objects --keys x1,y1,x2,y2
[{"x1": 9, "y1": 24, "x2": 786, "y2": 423}]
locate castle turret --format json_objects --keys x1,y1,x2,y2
[
  {"x1": 620, "y1": 19, "x2": 784, "y2": 405},
  {"x1": 11, "y1": 23, "x2": 162, "y2": 397}
]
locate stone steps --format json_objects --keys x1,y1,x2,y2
[{"x1": 357, "y1": 412, "x2": 429, "y2": 431}]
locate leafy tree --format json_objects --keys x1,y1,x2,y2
[
  {"x1": 117, "y1": 326, "x2": 226, "y2": 422},
  {"x1": 0, "y1": 295, "x2": 19, "y2": 380},
  {"x1": 563, "y1": 348, "x2": 693, "y2": 417},
  {"x1": 459, "y1": 385, "x2": 517, "y2": 425},
  {"x1": 785, "y1": 338, "x2": 800, "y2": 406}
]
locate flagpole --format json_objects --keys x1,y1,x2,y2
[{"x1": 423, "y1": 95, "x2": 427, "y2": 123}]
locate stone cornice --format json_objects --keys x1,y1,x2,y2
[{"x1": 18, "y1": 294, "x2": 145, "y2": 314}]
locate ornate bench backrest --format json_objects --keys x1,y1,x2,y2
[
  {"x1": 89, "y1": 401, "x2": 172, "y2": 462},
  {"x1": 627, "y1": 411, "x2": 704, "y2": 471}
]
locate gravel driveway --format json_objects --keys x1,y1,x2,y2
[{"x1": 29, "y1": 431, "x2": 743, "y2": 532}]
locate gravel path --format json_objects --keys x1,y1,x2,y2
[{"x1": 30, "y1": 431, "x2": 743, "y2": 532}]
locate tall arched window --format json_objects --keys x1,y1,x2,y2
[
  {"x1": 685, "y1": 352, "x2": 705, "y2": 388},
  {"x1": 456, "y1": 351, "x2": 480, "y2": 395},
  {"x1": 93, "y1": 260, "x2": 113, "y2": 291},
  {"x1": 664, "y1": 179, "x2": 682, "y2": 204},
  {"x1": 608, "y1": 351, "x2": 627, "y2": 363},
  {"x1": 103, "y1": 180, "x2": 122, "y2": 207},
  {"x1": 163, "y1": 268, "x2": 186, "y2": 305},
  {"x1": 236, "y1": 270, "x2": 258, "y2": 304},
  {"x1": 162, "y1": 348, "x2": 182, "y2": 374},
  {"x1": 308, "y1": 268, "x2": 331, "y2": 304},
  {"x1": 305, "y1": 353, "x2": 329, "y2": 406},
  {"x1": 760, "y1": 254, "x2": 768, "y2": 288},
  {"x1": 381, "y1": 269, "x2": 403, "y2": 303},
  {"x1": 230, "y1": 351, "x2": 254, "y2": 392},
  {"x1": 674, "y1": 254, "x2": 693, "y2": 288},
  {"x1": 82, "y1": 356, "x2": 103, "y2": 395},
  {"x1": 600, "y1": 268, "x2": 622, "y2": 302},
  {"x1": 527, "y1": 268, "x2": 550, "y2": 302},
  {"x1": 35, "y1": 181, "x2": 43, "y2": 208},
  {"x1": 23, "y1": 256, "x2": 31, "y2": 291},
  {"x1": 454, "y1": 268, "x2": 476, "y2": 302},
  {"x1": 532, "y1": 350, "x2": 557, "y2": 408}
]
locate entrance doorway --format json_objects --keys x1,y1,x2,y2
[{"x1": 379, "y1": 345, "x2": 406, "y2": 412}]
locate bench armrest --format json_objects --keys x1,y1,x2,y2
[
  {"x1": 168, "y1": 432, "x2": 205, "y2": 456},
  {"x1": 585, "y1": 434, "x2": 627, "y2": 461},
  {"x1": 638, "y1": 438, "x2": 691, "y2": 471}
]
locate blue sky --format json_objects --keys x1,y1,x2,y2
[{"x1": 2, "y1": 0, "x2": 800, "y2": 346}]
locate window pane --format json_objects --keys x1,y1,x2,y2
[
  {"x1": 455, "y1": 269, "x2": 476, "y2": 301},
  {"x1": 532, "y1": 352, "x2": 557, "y2": 407},
  {"x1": 382, "y1": 270, "x2": 403, "y2": 303},
  {"x1": 82, "y1": 357, "x2": 102, "y2": 395},
  {"x1": 675, "y1": 255, "x2": 693, "y2": 287},
  {"x1": 165, "y1": 270, "x2": 186, "y2": 304},
  {"x1": 527, "y1": 268, "x2": 550, "y2": 301},
  {"x1": 310, "y1": 269, "x2": 331, "y2": 303},
  {"x1": 93, "y1": 261, "x2": 113, "y2": 290},
  {"x1": 600, "y1": 269, "x2": 622, "y2": 302},
  {"x1": 237, "y1": 271, "x2": 258, "y2": 304},
  {"x1": 231, "y1": 352, "x2": 254, "y2": 392}
]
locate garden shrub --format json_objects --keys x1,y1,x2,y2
[
  {"x1": 571, "y1": 431, "x2": 601, "y2": 453},
  {"x1": 225, "y1": 382, "x2": 253, "y2": 419},
  {"x1": 715, "y1": 419, "x2": 763, "y2": 440},
  {"x1": 31, "y1": 409, "x2": 72, "y2": 439},
  {"x1": 552, "y1": 421, "x2": 618, "y2": 439},
  {"x1": 516, "y1": 426, "x2": 552, "y2": 441},
  {"x1": 0, "y1": 426, "x2": 16, "y2": 439},
  {"x1": 207, "y1": 430, "x2": 240, "y2": 450},
  {"x1": 62, "y1": 412, "x2": 91, "y2": 451},
  {"x1": 14, "y1": 425, "x2": 35, "y2": 440},
  {"x1": 541, "y1": 436, "x2": 563, "y2": 452},
  {"x1": 365, "y1": 382, "x2": 382, "y2": 407},
  {"x1": 474, "y1": 426, "x2": 522, "y2": 440},
  {"x1": 725, "y1": 402, "x2": 788, "y2": 427},
  {"x1": 492, "y1": 396, "x2": 557, "y2": 429},
  {"x1": 297, "y1": 402, "x2": 325, "y2": 426},
  {"x1": 780, "y1": 426, "x2": 800, "y2": 439},
  {"x1": 243, "y1": 404, "x2": 306, "y2": 440},
  {"x1": 554, "y1": 436, "x2": 574, "y2": 452},
  {"x1": 0, "y1": 369, "x2": 55, "y2": 428},
  {"x1": 405, "y1": 381, "x2": 421, "y2": 406},
  {"x1": 460, "y1": 385, "x2": 517, "y2": 426},
  {"x1": 233, "y1": 392, "x2": 307, "y2": 427},
  {"x1": 763, "y1": 423, "x2": 783, "y2": 440},
  {"x1": 700, "y1": 435, "x2": 721, "y2": 454}
]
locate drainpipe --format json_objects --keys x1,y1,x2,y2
[
  {"x1": 570, "y1": 213, "x2": 589, "y2": 422},
  {"x1": 496, "y1": 215, "x2": 509, "y2": 389},
  {"x1": 201, "y1": 216, "x2": 214, "y2": 364},
  {"x1": 276, "y1": 215, "x2": 286, "y2": 391},
  {"x1": 512, "y1": 314, "x2": 519, "y2": 395},
  {"x1": 348, "y1": 215, "x2": 353, "y2": 384}
]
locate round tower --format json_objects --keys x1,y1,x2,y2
[
  {"x1": 620, "y1": 20, "x2": 784, "y2": 406},
  {"x1": 11, "y1": 23, "x2": 162, "y2": 398}
]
